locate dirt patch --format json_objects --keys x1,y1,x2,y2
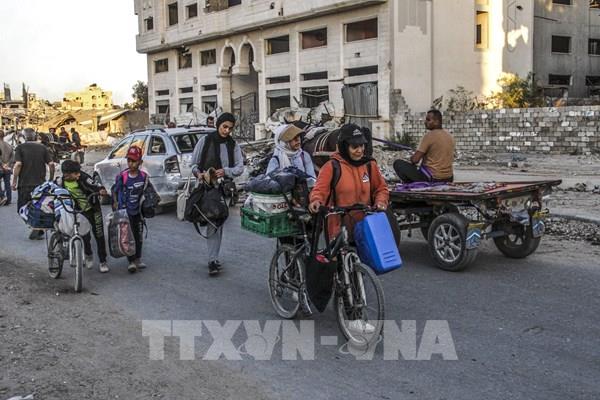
[{"x1": 0, "y1": 259, "x2": 273, "y2": 400}]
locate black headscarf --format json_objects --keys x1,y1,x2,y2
[
  {"x1": 337, "y1": 124, "x2": 374, "y2": 167},
  {"x1": 215, "y1": 112, "x2": 236, "y2": 134}
]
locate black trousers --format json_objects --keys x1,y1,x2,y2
[
  {"x1": 82, "y1": 209, "x2": 107, "y2": 263},
  {"x1": 393, "y1": 160, "x2": 454, "y2": 183},
  {"x1": 127, "y1": 213, "x2": 144, "y2": 262},
  {"x1": 17, "y1": 185, "x2": 36, "y2": 213}
]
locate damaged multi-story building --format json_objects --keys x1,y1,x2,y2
[{"x1": 134, "y1": 0, "x2": 538, "y2": 139}]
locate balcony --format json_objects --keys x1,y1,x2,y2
[{"x1": 136, "y1": 0, "x2": 387, "y2": 54}]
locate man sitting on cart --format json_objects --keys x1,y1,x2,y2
[{"x1": 393, "y1": 109, "x2": 455, "y2": 183}]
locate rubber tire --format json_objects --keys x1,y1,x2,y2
[
  {"x1": 428, "y1": 213, "x2": 478, "y2": 272},
  {"x1": 73, "y1": 239, "x2": 83, "y2": 293},
  {"x1": 493, "y1": 224, "x2": 541, "y2": 259},
  {"x1": 47, "y1": 232, "x2": 64, "y2": 279},
  {"x1": 269, "y1": 244, "x2": 301, "y2": 319},
  {"x1": 335, "y1": 261, "x2": 385, "y2": 350}
]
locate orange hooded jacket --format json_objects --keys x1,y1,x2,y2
[{"x1": 309, "y1": 152, "x2": 389, "y2": 239}]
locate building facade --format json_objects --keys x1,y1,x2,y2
[
  {"x1": 135, "y1": 0, "x2": 534, "y2": 139},
  {"x1": 63, "y1": 84, "x2": 114, "y2": 111},
  {"x1": 534, "y1": 0, "x2": 600, "y2": 98}
]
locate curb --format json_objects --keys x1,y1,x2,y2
[{"x1": 549, "y1": 213, "x2": 600, "y2": 226}]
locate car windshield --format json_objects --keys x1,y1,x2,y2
[{"x1": 172, "y1": 133, "x2": 200, "y2": 153}]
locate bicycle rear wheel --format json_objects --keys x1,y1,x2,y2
[
  {"x1": 72, "y1": 239, "x2": 83, "y2": 293},
  {"x1": 335, "y1": 257, "x2": 385, "y2": 349},
  {"x1": 269, "y1": 244, "x2": 302, "y2": 319},
  {"x1": 47, "y1": 232, "x2": 64, "y2": 279}
]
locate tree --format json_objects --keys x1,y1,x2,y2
[
  {"x1": 487, "y1": 73, "x2": 544, "y2": 109},
  {"x1": 131, "y1": 81, "x2": 148, "y2": 110}
]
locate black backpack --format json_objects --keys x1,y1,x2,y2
[{"x1": 184, "y1": 183, "x2": 229, "y2": 234}]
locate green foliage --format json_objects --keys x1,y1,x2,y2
[
  {"x1": 392, "y1": 131, "x2": 416, "y2": 149},
  {"x1": 131, "y1": 81, "x2": 148, "y2": 110},
  {"x1": 487, "y1": 72, "x2": 544, "y2": 109},
  {"x1": 445, "y1": 86, "x2": 480, "y2": 111}
]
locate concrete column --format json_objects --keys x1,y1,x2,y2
[{"x1": 217, "y1": 71, "x2": 232, "y2": 113}]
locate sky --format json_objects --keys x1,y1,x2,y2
[{"x1": 0, "y1": 0, "x2": 147, "y2": 105}]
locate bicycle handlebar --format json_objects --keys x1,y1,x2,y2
[
  {"x1": 51, "y1": 192, "x2": 100, "y2": 214},
  {"x1": 319, "y1": 204, "x2": 374, "y2": 216}
]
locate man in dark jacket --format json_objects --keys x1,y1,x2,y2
[
  {"x1": 56, "y1": 160, "x2": 110, "y2": 272},
  {"x1": 70, "y1": 128, "x2": 85, "y2": 164}
]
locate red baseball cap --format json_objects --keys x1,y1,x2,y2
[{"x1": 127, "y1": 146, "x2": 143, "y2": 161}]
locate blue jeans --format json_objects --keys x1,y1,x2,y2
[{"x1": 0, "y1": 169, "x2": 11, "y2": 203}]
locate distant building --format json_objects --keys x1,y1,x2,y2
[
  {"x1": 134, "y1": 0, "x2": 535, "y2": 139},
  {"x1": 63, "y1": 84, "x2": 114, "y2": 111},
  {"x1": 534, "y1": 0, "x2": 600, "y2": 98}
]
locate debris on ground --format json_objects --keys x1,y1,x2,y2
[
  {"x1": 546, "y1": 218, "x2": 600, "y2": 245},
  {"x1": 592, "y1": 185, "x2": 600, "y2": 194},
  {"x1": 573, "y1": 182, "x2": 588, "y2": 192}
]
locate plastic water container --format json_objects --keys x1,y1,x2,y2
[{"x1": 354, "y1": 212, "x2": 403, "y2": 275}]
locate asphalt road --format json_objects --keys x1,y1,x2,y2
[{"x1": 1, "y1": 203, "x2": 599, "y2": 400}]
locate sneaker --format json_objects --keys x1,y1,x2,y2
[
  {"x1": 85, "y1": 255, "x2": 94, "y2": 269},
  {"x1": 214, "y1": 260, "x2": 222, "y2": 270},
  {"x1": 128, "y1": 263, "x2": 138, "y2": 273},
  {"x1": 29, "y1": 230, "x2": 44, "y2": 240},
  {"x1": 348, "y1": 320, "x2": 376, "y2": 335},
  {"x1": 99, "y1": 262, "x2": 110, "y2": 273},
  {"x1": 135, "y1": 259, "x2": 147, "y2": 269},
  {"x1": 0, "y1": 197, "x2": 6, "y2": 206},
  {"x1": 208, "y1": 261, "x2": 220, "y2": 276}
]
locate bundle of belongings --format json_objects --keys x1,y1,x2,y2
[
  {"x1": 244, "y1": 166, "x2": 312, "y2": 213},
  {"x1": 184, "y1": 167, "x2": 230, "y2": 234},
  {"x1": 105, "y1": 209, "x2": 136, "y2": 258},
  {"x1": 19, "y1": 182, "x2": 90, "y2": 235}
]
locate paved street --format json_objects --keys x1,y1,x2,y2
[{"x1": 1, "y1": 201, "x2": 599, "y2": 400}]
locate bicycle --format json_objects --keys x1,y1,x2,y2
[
  {"x1": 47, "y1": 192, "x2": 98, "y2": 293},
  {"x1": 268, "y1": 204, "x2": 385, "y2": 348}
]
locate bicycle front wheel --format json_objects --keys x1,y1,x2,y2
[
  {"x1": 335, "y1": 258, "x2": 385, "y2": 349},
  {"x1": 72, "y1": 239, "x2": 83, "y2": 293},
  {"x1": 269, "y1": 244, "x2": 302, "y2": 319},
  {"x1": 47, "y1": 232, "x2": 64, "y2": 279}
]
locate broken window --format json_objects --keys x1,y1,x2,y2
[
  {"x1": 201, "y1": 49, "x2": 217, "y2": 66},
  {"x1": 168, "y1": 2, "x2": 178, "y2": 26},
  {"x1": 589, "y1": 39, "x2": 600, "y2": 55},
  {"x1": 267, "y1": 89, "x2": 291, "y2": 115},
  {"x1": 202, "y1": 96, "x2": 217, "y2": 113},
  {"x1": 586, "y1": 76, "x2": 600, "y2": 86},
  {"x1": 266, "y1": 36, "x2": 290, "y2": 55},
  {"x1": 476, "y1": 11, "x2": 489, "y2": 49},
  {"x1": 548, "y1": 74, "x2": 571, "y2": 85},
  {"x1": 301, "y1": 28, "x2": 327, "y2": 49},
  {"x1": 346, "y1": 66, "x2": 378, "y2": 77},
  {"x1": 156, "y1": 89, "x2": 170, "y2": 96},
  {"x1": 179, "y1": 97, "x2": 194, "y2": 113},
  {"x1": 302, "y1": 72, "x2": 328, "y2": 81},
  {"x1": 346, "y1": 18, "x2": 378, "y2": 42},
  {"x1": 205, "y1": 0, "x2": 241, "y2": 12},
  {"x1": 145, "y1": 17, "x2": 154, "y2": 31},
  {"x1": 202, "y1": 84, "x2": 217, "y2": 91},
  {"x1": 553, "y1": 0, "x2": 571, "y2": 4},
  {"x1": 150, "y1": 136, "x2": 167, "y2": 154},
  {"x1": 178, "y1": 51, "x2": 192, "y2": 69},
  {"x1": 154, "y1": 58, "x2": 169, "y2": 73},
  {"x1": 268, "y1": 76, "x2": 291, "y2": 84},
  {"x1": 301, "y1": 86, "x2": 329, "y2": 108},
  {"x1": 186, "y1": 3, "x2": 198, "y2": 18},
  {"x1": 552, "y1": 36, "x2": 571, "y2": 53}
]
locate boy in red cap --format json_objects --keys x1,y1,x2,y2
[{"x1": 113, "y1": 146, "x2": 156, "y2": 273}]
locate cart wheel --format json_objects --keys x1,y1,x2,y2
[
  {"x1": 428, "y1": 213, "x2": 477, "y2": 272},
  {"x1": 493, "y1": 224, "x2": 541, "y2": 259}
]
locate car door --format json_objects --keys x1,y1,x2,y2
[
  {"x1": 97, "y1": 136, "x2": 133, "y2": 186},
  {"x1": 143, "y1": 134, "x2": 167, "y2": 179}
]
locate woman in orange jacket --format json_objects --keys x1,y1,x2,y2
[{"x1": 309, "y1": 124, "x2": 389, "y2": 240}]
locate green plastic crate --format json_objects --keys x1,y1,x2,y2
[{"x1": 241, "y1": 207, "x2": 300, "y2": 238}]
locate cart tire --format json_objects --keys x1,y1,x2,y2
[
  {"x1": 493, "y1": 225, "x2": 541, "y2": 259},
  {"x1": 428, "y1": 213, "x2": 478, "y2": 272}
]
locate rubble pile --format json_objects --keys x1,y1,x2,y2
[{"x1": 546, "y1": 218, "x2": 600, "y2": 245}]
